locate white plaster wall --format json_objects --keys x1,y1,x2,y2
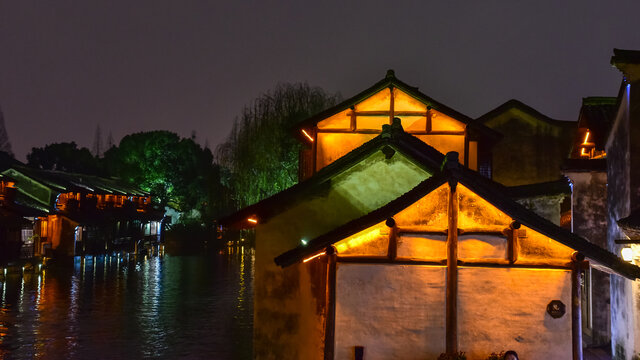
[
  {"x1": 458, "y1": 268, "x2": 572, "y2": 359},
  {"x1": 634, "y1": 278, "x2": 640, "y2": 358},
  {"x1": 334, "y1": 264, "x2": 446, "y2": 360}
]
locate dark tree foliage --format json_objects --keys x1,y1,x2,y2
[
  {"x1": 103, "y1": 131, "x2": 222, "y2": 224},
  {"x1": 216, "y1": 83, "x2": 339, "y2": 210},
  {"x1": 0, "y1": 106, "x2": 13, "y2": 157},
  {"x1": 27, "y1": 142, "x2": 101, "y2": 174}
]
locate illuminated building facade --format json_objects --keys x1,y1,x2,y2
[
  {"x1": 222, "y1": 67, "x2": 640, "y2": 359},
  {"x1": 0, "y1": 164, "x2": 164, "y2": 258}
]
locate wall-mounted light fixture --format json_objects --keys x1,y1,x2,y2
[
  {"x1": 303, "y1": 251, "x2": 325, "y2": 263},
  {"x1": 301, "y1": 129, "x2": 314, "y2": 142}
]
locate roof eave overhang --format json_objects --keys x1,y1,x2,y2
[{"x1": 274, "y1": 165, "x2": 640, "y2": 280}]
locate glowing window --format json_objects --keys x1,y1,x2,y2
[
  {"x1": 317, "y1": 109, "x2": 352, "y2": 130},
  {"x1": 40, "y1": 220, "x2": 48, "y2": 238},
  {"x1": 356, "y1": 116, "x2": 388, "y2": 131},
  {"x1": 393, "y1": 89, "x2": 427, "y2": 112},
  {"x1": 468, "y1": 141, "x2": 478, "y2": 170},
  {"x1": 354, "y1": 89, "x2": 391, "y2": 112},
  {"x1": 335, "y1": 223, "x2": 388, "y2": 256},
  {"x1": 398, "y1": 116, "x2": 427, "y2": 133},
  {"x1": 415, "y1": 135, "x2": 465, "y2": 161},
  {"x1": 316, "y1": 133, "x2": 377, "y2": 171},
  {"x1": 430, "y1": 111, "x2": 465, "y2": 132},
  {"x1": 458, "y1": 235, "x2": 507, "y2": 260},
  {"x1": 397, "y1": 234, "x2": 447, "y2": 260}
]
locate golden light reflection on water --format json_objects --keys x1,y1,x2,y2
[
  {"x1": 237, "y1": 246, "x2": 246, "y2": 310},
  {"x1": 1, "y1": 251, "x2": 254, "y2": 359}
]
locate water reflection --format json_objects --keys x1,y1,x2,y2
[{"x1": 0, "y1": 250, "x2": 254, "y2": 359}]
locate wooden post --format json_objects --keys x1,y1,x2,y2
[
  {"x1": 350, "y1": 106, "x2": 356, "y2": 131},
  {"x1": 426, "y1": 106, "x2": 432, "y2": 133},
  {"x1": 463, "y1": 129, "x2": 469, "y2": 168},
  {"x1": 571, "y1": 252, "x2": 584, "y2": 360},
  {"x1": 312, "y1": 128, "x2": 318, "y2": 174},
  {"x1": 386, "y1": 217, "x2": 397, "y2": 260},
  {"x1": 446, "y1": 182, "x2": 459, "y2": 354},
  {"x1": 508, "y1": 221, "x2": 520, "y2": 264},
  {"x1": 324, "y1": 246, "x2": 337, "y2": 360},
  {"x1": 389, "y1": 86, "x2": 395, "y2": 125}
]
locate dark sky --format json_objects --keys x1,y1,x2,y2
[{"x1": 1, "y1": 1, "x2": 639, "y2": 161}]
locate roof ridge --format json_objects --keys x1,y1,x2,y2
[
  {"x1": 293, "y1": 70, "x2": 499, "y2": 141},
  {"x1": 477, "y1": 98, "x2": 573, "y2": 125}
]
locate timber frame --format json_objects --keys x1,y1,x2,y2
[
  {"x1": 294, "y1": 71, "x2": 500, "y2": 179},
  {"x1": 294, "y1": 70, "x2": 500, "y2": 143},
  {"x1": 275, "y1": 154, "x2": 640, "y2": 281},
  {"x1": 275, "y1": 152, "x2": 640, "y2": 357}
]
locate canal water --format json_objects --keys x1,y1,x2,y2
[{"x1": 0, "y1": 248, "x2": 254, "y2": 359}]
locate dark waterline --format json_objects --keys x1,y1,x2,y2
[{"x1": 0, "y1": 249, "x2": 254, "y2": 359}]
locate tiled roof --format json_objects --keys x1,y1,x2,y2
[{"x1": 275, "y1": 153, "x2": 640, "y2": 280}]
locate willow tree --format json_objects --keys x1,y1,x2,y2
[{"x1": 216, "y1": 83, "x2": 339, "y2": 210}]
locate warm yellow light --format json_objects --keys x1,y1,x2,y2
[
  {"x1": 335, "y1": 227, "x2": 382, "y2": 253},
  {"x1": 247, "y1": 217, "x2": 258, "y2": 224},
  {"x1": 301, "y1": 129, "x2": 314, "y2": 142},
  {"x1": 621, "y1": 247, "x2": 633, "y2": 262},
  {"x1": 580, "y1": 148, "x2": 588, "y2": 157},
  {"x1": 303, "y1": 251, "x2": 326, "y2": 263},
  {"x1": 583, "y1": 131, "x2": 590, "y2": 145}
]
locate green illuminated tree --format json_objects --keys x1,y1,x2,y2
[
  {"x1": 104, "y1": 131, "x2": 222, "y2": 224},
  {"x1": 216, "y1": 83, "x2": 339, "y2": 209}
]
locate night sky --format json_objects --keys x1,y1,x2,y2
[{"x1": 1, "y1": 1, "x2": 639, "y2": 161}]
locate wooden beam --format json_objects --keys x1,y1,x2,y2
[
  {"x1": 571, "y1": 252, "x2": 584, "y2": 360},
  {"x1": 427, "y1": 131, "x2": 466, "y2": 135},
  {"x1": 324, "y1": 247, "x2": 337, "y2": 360},
  {"x1": 316, "y1": 129, "x2": 378, "y2": 134},
  {"x1": 396, "y1": 226, "x2": 448, "y2": 234},
  {"x1": 314, "y1": 128, "x2": 465, "y2": 135},
  {"x1": 346, "y1": 110, "x2": 427, "y2": 117},
  {"x1": 446, "y1": 182, "x2": 459, "y2": 354},
  {"x1": 458, "y1": 261, "x2": 572, "y2": 270},
  {"x1": 457, "y1": 230, "x2": 507, "y2": 237},
  {"x1": 459, "y1": 226, "x2": 509, "y2": 233},
  {"x1": 427, "y1": 107, "x2": 432, "y2": 133},
  {"x1": 335, "y1": 256, "x2": 573, "y2": 270},
  {"x1": 336, "y1": 256, "x2": 446, "y2": 266}
]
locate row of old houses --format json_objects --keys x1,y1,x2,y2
[
  {"x1": 222, "y1": 49, "x2": 640, "y2": 359},
  {"x1": 0, "y1": 158, "x2": 165, "y2": 267}
]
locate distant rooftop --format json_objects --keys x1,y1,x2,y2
[{"x1": 611, "y1": 48, "x2": 640, "y2": 65}]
